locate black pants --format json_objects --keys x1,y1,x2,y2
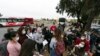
[{"x1": 37, "y1": 43, "x2": 43, "y2": 54}]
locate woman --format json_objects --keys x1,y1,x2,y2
[
  {"x1": 19, "y1": 39, "x2": 36, "y2": 56},
  {"x1": 7, "y1": 31, "x2": 21, "y2": 56},
  {"x1": 50, "y1": 28, "x2": 65, "y2": 56},
  {"x1": 50, "y1": 34, "x2": 57, "y2": 56},
  {"x1": 17, "y1": 26, "x2": 32, "y2": 45},
  {"x1": 54, "y1": 28, "x2": 65, "y2": 56},
  {"x1": 0, "y1": 28, "x2": 14, "y2": 56}
]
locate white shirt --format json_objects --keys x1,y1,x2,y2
[
  {"x1": 50, "y1": 37, "x2": 57, "y2": 49},
  {"x1": 35, "y1": 32, "x2": 44, "y2": 44}
]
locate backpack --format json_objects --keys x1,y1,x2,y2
[{"x1": 55, "y1": 40, "x2": 65, "y2": 54}]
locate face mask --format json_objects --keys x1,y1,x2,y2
[
  {"x1": 61, "y1": 35, "x2": 64, "y2": 38},
  {"x1": 81, "y1": 37, "x2": 85, "y2": 40},
  {"x1": 16, "y1": 37, "x2": 19, "y2": 41},
  {"x1": 46, "y1": 28, "x2": 49, "y2": 31},
  {"x1": 79, "y1": 43, "x2": 84, "y2": 47},
  {"x1": 22, "y1": 29, "x2": 26, "y2": 34},
  {"x1": 13, "y1": 37, "x2": 19, "y2": 42}
]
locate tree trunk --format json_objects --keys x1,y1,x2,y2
[
  {"x1": 83, "y1": 17, "x2": 94, "y2": 32},
  {"x1": 81, "y1": 15, "x2": 88, "y2": 33},
  {"x1": 80, "y1": 14, "x2": 95, "y2": 33}
]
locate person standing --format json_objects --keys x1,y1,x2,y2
[
  {"x1": 50, "y1": 36, "x2": 57, "y2": 56},
  {"x1": 54, "y1": 28, "x2": 65, "y2": 56},
  {"x1": 35, "y1": 26, "x2": 44, "y2": 55},
  {"x1": 7, "y1": 31, "x2": 21, "y2": 56},
  {"x1": 42, "y1": 27, "x2": 52, "y2": 52},
  {"x1": 17, "y1": 26, "x2": 32, "y2": 45}
]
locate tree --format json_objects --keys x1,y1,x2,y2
[{"x1": 56, "y1": 0, "x2": 100, "y2": 32}]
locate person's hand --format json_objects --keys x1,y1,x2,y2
[{"x1": 75, "y1": 45, "x2": 79, "y2": 47}]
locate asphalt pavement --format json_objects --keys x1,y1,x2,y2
[{"x1": 0, "y1": 26, "x2": 20, "y2": 42}]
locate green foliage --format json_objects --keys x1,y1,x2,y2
[
  {"x1": 56, "y1": 0, "x2": 85, "y2": 18},
  {"x1": 56, "y1": 0, "x2": 100, "y2": 31},
  {"x1": 56, "y1": 0, "x2": 100, "y2": 18}
]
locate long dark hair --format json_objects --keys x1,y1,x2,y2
[
  {"x1": 19, "y1": 39, "x2": 36, "y2": 56},
  {"x1": 4, "y1": 31, "x2": 17, "y2": 40},
  {"x1": 54, "y1": 28, "x2": 62, "y2": 41}
]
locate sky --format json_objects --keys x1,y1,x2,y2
[{"x1": 0, "y1": 0, "x2": 71, "y2": 19}]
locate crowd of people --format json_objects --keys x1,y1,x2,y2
[{"x1": 0, "y1": 22, "x2": 100, "y2": 56}]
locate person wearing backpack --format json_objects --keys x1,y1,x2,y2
[{"x1": 54, "y1": 28, "x2": 65, "y2": 56}]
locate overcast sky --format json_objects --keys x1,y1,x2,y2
[{"x1": 0, "y1": 0, "x2": 69, "y2": 19}]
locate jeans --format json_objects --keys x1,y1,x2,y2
[{"x1": 50, "y1": 48, "x2": 56, "y2": 56}]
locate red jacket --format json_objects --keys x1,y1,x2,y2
[{"x1": 74, "y1": 38, "x2": 90, "y2": 52}]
